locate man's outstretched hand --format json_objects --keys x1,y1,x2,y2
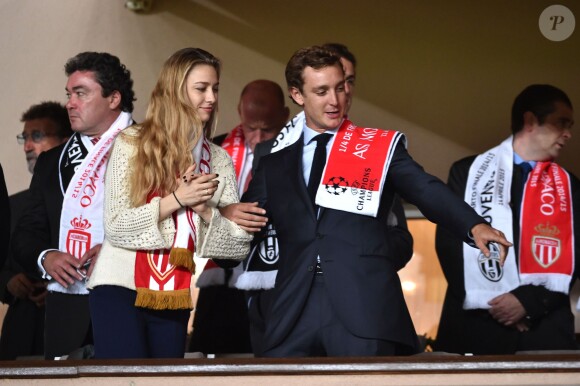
[{"x1": 470, "y1": 223, "x2": 512, "y2": 265}]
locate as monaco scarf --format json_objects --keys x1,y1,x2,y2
[
  {"x1": 519, "y1": 161, "x2": 574, "y2": 292},
  {"x1": 317, "y1": 119, "x2": 404, "y2": 217},
  {"x1": 135, "y1": 137, "x2": 212, "y2": 310},
  {"x1": 463, "y1": 137, "x2": 574, "y2": 309},
  {"x1": 56, "y1": 112, "x2": 131, "y2": 295},
  {"x1": 234, "y1": 112, "x2": 403, "y2": 290}
]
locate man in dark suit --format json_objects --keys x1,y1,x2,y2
[
  {"x1": 11, "y1": 52, "x2": 135, "y2": 359},
  {"x1": 190, "y1": 80, "x2": 289, "y2": 354},
  {"x1": 0, "y1": 102, "x2": 72, "y2": 360},
  {"x1": 243, "y1": 45, "x2": 511, "y2": 357},
  {"x1": 239, "y1": 44, "x2": 415, "y2": 357},
  {"x1": 435, "y1": 84, "x2": 578, "y2": 355}
]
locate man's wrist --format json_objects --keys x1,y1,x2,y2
[{"x1": 37, "y1": 249, "x2": 57, "y2": 280}]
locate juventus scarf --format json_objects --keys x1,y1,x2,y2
[{"x1": 463, "y1": 137, "x2": 574, "y2": 309}]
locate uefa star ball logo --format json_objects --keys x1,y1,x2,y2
[{"x1": 325, "y1": 176, "x2": 349, "y2": 195}]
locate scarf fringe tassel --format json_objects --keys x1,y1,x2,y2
[
  {"x1": 169, "y1": 248, "x2": 196, "y2": 273},
  {"x1": 135, "y1": 287, "x2": 193, "y2": 310}
]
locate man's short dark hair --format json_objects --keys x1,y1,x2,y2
[
  {"x1": 65, "y1": 52, "x2": 135, "y2": 113},
  {"x1": 511, "y1": 84, "x2": 572, "y2": 134},
  {"x1": 322, "y1": 43, "x2": 357, "y2": 68},
  {"x1": 285, "y1": 46, "x2": 342, "y2": 94},
  {"x1": 21, "y1": 101, "x2": 72, "y2": 138}
]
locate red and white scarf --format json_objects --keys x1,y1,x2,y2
[
  {"x1": 317, "y1": 118, "x2": 404, "y2": 217},
  {"x1": 134, "y1": 136, "x2": 212, "y2": 310},
  {"x1": 519, "y1": 161, "x2": 574, "y2": 291},
  {"x1": 234, "y1": 112, "x2": 404, "y2": 290},
  {"x1": 56, "y1": 111, "x2": 131, "y2": 295},
  {"x1": 463, "y1": 137, "x2": 574, "y2": 309},
  {"x1": 221, "y1": 124, "x2": 247, "y2": 191}
]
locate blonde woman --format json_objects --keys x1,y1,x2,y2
[{"x1": 87, "y1": 48, "x2": 251, "y2": 359}]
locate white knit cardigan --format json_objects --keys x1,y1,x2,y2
[{"x1": 87, "y1": 127, "x2": 252, "y2": 291}]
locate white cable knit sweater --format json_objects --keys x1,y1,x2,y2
[{"x1": 87, "y1": 127, "x2": 252, "y2": 291}]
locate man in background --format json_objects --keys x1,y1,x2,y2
[
  {"x1": 435, "y1": 84, "x2": 578, "y2": 354},
  {"x1": 0, "y1": 102, "x2": 72, "y2": 360}
]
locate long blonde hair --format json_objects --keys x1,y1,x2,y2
[{"x1": 129, "y1": 48, "x2": 221, "y2": 206}]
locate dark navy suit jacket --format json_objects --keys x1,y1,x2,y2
[{"x1": 245, "y1": 137, "x2": 484, "y2": 353}]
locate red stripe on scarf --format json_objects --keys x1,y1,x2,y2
[
  {"x1": 221, "y1": 125, "x2": 246, "y2": 186},
  {"x1": 519, "y1": 162, "x2": 574, "y2": 274}
]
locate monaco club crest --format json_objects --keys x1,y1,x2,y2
[
  {"x1": 147, "y1": 251, "x2": 175, "y2": 285},
  {"x1": 532, "y1": 223, "x2": 561, "y2": 268},
  {"x1": 66, "y1": 216, "x2": 92, "y2": 258}
]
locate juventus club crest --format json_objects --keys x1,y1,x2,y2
[
  {"x1": 478, "y1": 243, "x2": 503, "y2": 282},
  {"x1": 532, "y1": 223, "x2": 561, "y2": 268},
  {"x1": 258, "y1": 224, "x2": 279, "y2": 264},
  {"x1": 66, "y1": 216, "x2": 92, "y2": 258}
]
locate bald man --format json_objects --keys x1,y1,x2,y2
[
  {"x1": 190, "y1": 80, "x2": 289, "y2": 355},
  {"x1": 212, "y1": 80, "x2": 290, "y2": 195}
]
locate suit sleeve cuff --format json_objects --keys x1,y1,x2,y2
[{"x1": 37, "y1": 249, "x2": 58, "y2": 280}]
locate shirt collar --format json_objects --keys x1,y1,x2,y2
[
  {"x1": 513, "y1": 152, "x2": 537, "y2": 169},
  {"x1": 303, "y1": 123, "x2": 339, "y2": 146}
]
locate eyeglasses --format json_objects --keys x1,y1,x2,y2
[{"x1": 16, "y1": 132, "x2": 56, "y2": 144}]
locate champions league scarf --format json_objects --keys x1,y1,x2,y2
[
  {"x1": 317, "y1": 119, "x2": 404, "y2": 217},
  {"x1": 463, "y1": 137, "x2": 574, "y2": 309},
  {"x1": 234, "y1": 112, "x2": 403, "y2": 290},
  {"x1": 134, "y1": 136, "x2": 212, "y2": 310},
  {"x1": 56, "y1": 111, "x2": 132, "y2": 295}
]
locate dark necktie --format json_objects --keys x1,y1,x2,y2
[
  {"x1": 514, "y1": 162, "x2": 533, "y2": 220},
  {"x1": 307, "y1": 133, "x2": 332, "y2": 206},
  {"x1": 519, "y1": 162, "x2": 533, "y2": 190}
]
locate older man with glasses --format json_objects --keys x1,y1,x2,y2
[
  {"x1": 16, "y1": 102, "x2": 72, "y2": 174},
  {"x1": 0, "y1": 101, "x2": 72, "y2": 360}
]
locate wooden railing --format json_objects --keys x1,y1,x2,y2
[{"x1": 1, "y1": 353, "x2": 580, "y2": 385}]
